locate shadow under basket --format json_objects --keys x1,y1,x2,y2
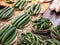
[
  {"x1": 32, "y1": 29, "x2": 49, "y2": 34},
  {"x1": 51, "y1": 32, "x2": 60, "y2": 41}
]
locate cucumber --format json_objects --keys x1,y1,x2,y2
[
  {"x1": 19, "y1": 0, "x2": 26, "y2": 9},
  {"x1": 4, "y1": 30, "x2": 17, "y2": 45},
  {"x1": 0, "y1": 6, "x2": 9, "y2": 14},
  {"x1": 2, "y1": 26, "x2": 16, "y2": 43},
  {"x1": 13, "y1": 0, "x2": 20, "y2": 7},
  {"x1": 14, "y1": 13, "x2": 27, "y2": 26},
  {"x1": 17, "y1": 15, "x2": 30, "y2": 28},
  {"x1": 0, "y1": 7, "x2": 11, "y2": 17},
  {"x1": 33, "y1": 3, "x2": 40, "y2": 14},
  {"x1": 0, "y1": 25, "x2": 10, "y2": 36},
  {"x1": 2, "y1": 8, "x2": 14, "y2": 19},
  {"x1": 19, "y1": 16, "x2": 31, "y2": 28},
  {"x1": 15, "y1": 0, "x2": 23, "y2": 8},
  {"x1": 12, "y1": 13, "x2": 26, "y2": 24},
  {"x1": 4, "y1": 8, "x2": 14, "y2": 18},
  {"x1": 0, "y1": 25, "x2": 12, "y2": 41}
]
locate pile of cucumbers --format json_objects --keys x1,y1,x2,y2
[
  {"x1": 0, "y1": 6, "x2": 14, "y2": 20},
  {"x1": 25, "y1": 3, "x2": 41, "y2": 15},
  {"x1": 44, "y1": 39, "x2": 60, "y2": 45},
  {"x1": 0, "y1": 24, "x2": 18, "y2": 45},
  {"x1": 18, "y1": 32, "x2": 43, "y2": 45},
  {"x1": 33, "y1": 17, "x2": 52, "y2": 31},
  {"x1": 12, "y1": 13, "x2": 31, "y2": 28},
  {"x1": 13, "y1": 0, "x2": 27, "y2": 10},
  {"x1": 51, "y1": 24, "x2": 60, "y2": 37}
]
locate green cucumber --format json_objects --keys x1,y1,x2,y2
[
  {"x1": 14, "y1": 13, "x2": 27, "y2": 26},
  {"x1": 13, "y1": 0, "x2": 20, "y2": 7},
  {"x1": 33, "y1": 3, "x2": 40, "y2": 14},
  {"x1": 19, "y1": 16, "x2": 31, "y2": 28},
  {"x1": 31, "y1": 4, "x2": 36, "y2": 13},
  {"x1": 15, "y1": 0, "x2": 23, "y2": 8},
  {"x1": 0, "y1": 7, "x2": 11, "y2": 17},
  {"x1": 0, "y1": 25, "x2": 12, "y2": 41},
  {"x1": 0, "y1": 6, "x2": 9, "y2": 14},
  {"x1": 4, "y1": 8, "x2": 14, "y2": 18},
  {"x1": 2, "y1": 26, "x2": 16, "y2": 43},
  {"x1": 0, "y1": 25, "x2": 10, "y2": 36},
  {"x1": 17, "y1": 15, "x2": 30, "y2": 28},
  {"x1": 19, "y1": 0, "x2": 26, "y2": 9},
  {"x1": 12, "y1": 13, "x2": 26, "y2": 24},
  {"x1": 4, "y1": 30, "x2": 17, "y2": 45}
]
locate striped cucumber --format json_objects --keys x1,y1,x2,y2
[
  {"x1": 14, "y1": 13, "x2": 27, "y2": 26},
  {"x1": 17, "y1": 15, "x2": 30, "y2": 28}
]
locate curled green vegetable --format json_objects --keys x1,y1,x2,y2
[
  {"x1": 13, "y1": 0, "x2": 27, "y2": 10},
  {"x1": 12, "y1": 13, "x2": 31, "y2": 29},
  {"x1": 25, "y1": 3, "x2": 41, "y2": 15},
  {"x1": 51, "y1": 24, "x2": 60, "y2": 37},
  {"x1": 0, "y1": 24, "x2": 18, "y2": 45},
  {"x1": 44, "y1": 39, "x2": 60, "y2": 45},
  {"x1": 0, "y1": 6, "x2": 14, "y2": 20},
  {"x1": 33, "y1": 17, "x2": 52, "y2": 31},
  {"x1": 18, "y1": 32, "x2": 44, "y2": 45}
]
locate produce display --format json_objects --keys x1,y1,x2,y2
[
  {"x1": 32, "y1": 17, "x2": 52, "y2": 33},
  {"x1": 44, "y1": 39, "x2": 60, "y2": 45},
  {"x1": 0, "y1": 24, "x2": 18, "y2": 45},
  {"x1": 0, "y1": 0, "x2": 60, "y2": 45},
  {"x1": 51, "y1": 24, "x2": 60, "y2": 39},
  {"x1": 17, "y1": 32, "x2": 43, "y2": 45},
  {"x1": 12, "y1": 13, "x2": 31, "y2": 28},
  {"x1": 25, "y1": 3, "x2": 41, "y2": 15},
  {"x1": 13, "y1": 0, "x2": 27, "y2": 10},
  {"x1": 3, "y1": 0, "x2": 16, "y2": 3},
  {"x1": 0, "y1": 6, "x2": 14, "y2": 20}
]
